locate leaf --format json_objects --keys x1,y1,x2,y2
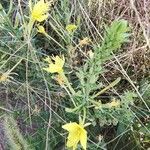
[
  {"x1": 92, "y1": 77, "x2": 121, "y2": 98},
  {"x1": 95, "y1": 20, "x2": 130, "y2": 62}
]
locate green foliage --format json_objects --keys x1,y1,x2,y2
[
  {"x1": 76, "y1": 20, "x2": 129, "y2": 95},
  {"x1": 76, "y1": 20, "x2": 130, "y2": 105},
  {"x1": 62, "y1": 20, "x2": 140, "y2": 148},
  {"x1": 95, "y1": 20, "x2": 130, "y2": 62},
  {"x1": 88, "y1": 91, "x2": 137, "y2": 128},
  {"x1": 0, "y1": 0, "x2": 148, "y2": 149}
]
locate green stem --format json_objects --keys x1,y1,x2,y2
[
  {"x1": 7, "y1": 0, "x2": 13, "y2": 16},
  {"x1": 59, "y1": 72, "x2": 76, "y2": 95},
  {"x1": 27, "y1": 18, "x2": 34, "y2": 40},
  {"x1": 89, "y1": 99, "x2": 101, "y2": 106},
  {"x1": 92, "y1": 77, "x2": 121, "y2": 99},
  {"x1": 65, "y1": 104, "x2": 83, "y2": 113},
  {"x1": 62, "y1": 85, "x2": 76, "y2": 107},
  {"x1": 82, "y1": 107, "x2": 86, "y2": 124}
]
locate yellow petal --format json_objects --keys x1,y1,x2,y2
[
  {"x1": 48, "y1": 64, "x2": 59, "y2": 73},
  {"x1": 62, "y1": 122, "x2": 81, "y2": 149},
  {"x1": 67, "y1": 131, "x2": 80, "y2": 148},
  {"x1": 80, "y1": 128, "x2": 87, "y2": 150},
  {"x1": 54, "y1": 56, "x2": 65, "y2": 68},
  {"x1": 43, "y1": 55, "x2": 64, "y2": 74},
  {"x1": 31, "y1": 0, "x2": 49, "y2": 22},
  {"x1": 33, "y1": 0, "x2": 48, "y2": 12},
  {"x1": 44, "y1": 57, "x2": 51, "y2": 63},
  {"x1": 36, "y1": 14, "x2": 48, "y2": 22},
  {"x1": 43, "y1": 64, "x2": 58, "y2": 73},
  {"x1": 62, "y1": 122, "x2": 79, "y2": 132},
  {"x1": 73, "y1": 144, "x2": 77, "y2": 150},
  {"x1": 62, "y1": 122, "x2": 88, "y2": 150}
]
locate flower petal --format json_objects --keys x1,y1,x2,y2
[
  {"x1": 62, "y1": 122, "x2": 79, "y2": 132},
  {"x1": 43, "y1": 64, "x2": 57, "y2": 73},
  {"x1": 31, "y1": 0, "x2": 49, "y2": 22},
  {"x1": 48, "y1": 64, "x2": 59, "y2": 73},
  {"x1": 80, "y1": 128, "x2": 87, "y2": 150},
  {"x1": 36, "y1": 14, "x2": 48, "y2": 22},
  {"x1": 44, "y1": 57, "x2": 51, "y2": 63},
  {"x1": 55, "y1": 56, "x2": 65, "y2": 68},
  {"x1": 67, "y1": 131, "x2": 80, "y2": 148},
  {"x1": 43, "y1": 55, "x2": 64, "y2": 74}
]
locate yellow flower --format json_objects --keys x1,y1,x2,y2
[
  {"x1": 31, "y1": 0, "x2": 49, "y2": 22},
  {"x1": 62, "y1": 122, "x2": 87, "y2": 150},
  {"x1": 66, "y1": 24, "x2": 77, "y2": 33},
  {"x1": 37, "y1": 25, "x2": 46, "y2": 34},
  {"x1": 108, "y1": 99, "x2": 120, "y2": 108},
  {"x1": 43, "y1": 55, "x2": 65, "y2": 73}
]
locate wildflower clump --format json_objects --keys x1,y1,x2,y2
[
  {"x1": 31, "y1": 0, "x2": 49, "y2": 22},
  {"x1": 62, "y1": 122, "x2": 87, "y2": 150}
]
